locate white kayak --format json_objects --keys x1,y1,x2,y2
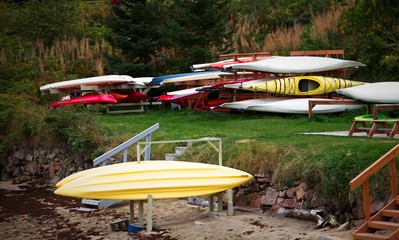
[
  {"x1": 224, "y1": 56, "x2": 366, "y2": 74},
  {"x1": 40, "y1": 75, "x2": 147, "y2": 93},
  {"x1": 219, "y1": 97, "x2": 293, "y2": 110},
  {"x1": 245, "y1": 98, "x2": 364, "y2": 114},
  {"x1": 336, "y1": 82, "x2": 399, "y2": 103}
]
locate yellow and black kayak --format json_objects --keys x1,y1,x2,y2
[{"x1": 242, "y1": 76, "x2": 365, "y2": 95}]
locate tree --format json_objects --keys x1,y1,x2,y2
[
  {"x1": 104, "y1": 0, "x2": 162, "y2": 76},
  {"x1": 341, "y1": 0, "x2": 399, "y2": 82},
  {"x1": 157, "y1": 0, "x2": 235, "y2": 73}
]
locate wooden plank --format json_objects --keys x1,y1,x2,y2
[
  {"x1": 389, "y1": 122, "x2": 399, "y2": 138},
  {"x1": 219, "y1": 52, "x2": 271, "y2": 60},
  {"x1": 129, "y1": 200, "x2": 135, "y2": 224},
  {"x1": 209, "y1": 194, "x2": 214, "y2": 212},
  {"x1": 373, "y1": 104, "x2": 399, "y2": 120},
  {"x1": 368, "y1": 221, "x2": 399, "y2": 231},
  {"x1": 353, "y1": 232, "x2": 393, "y2": 240},
  {"x1": 308, "y1": 100, "x2": 369, "y2": 118},
  {"x1": 227, "y1": 189, "x2": 233, "y2": 216},
  {"x1": 390, "y1": 160, "x2": 397, "y2": 197},
  {"x1": 147, "y1": 194, "x2": 153, "y2": 232},
  {"x1": 290, "y1": 49, "x2": 344, "y2": 57},
  {"x1": 138, "y1": 200, "x2": 144, "y2": 226},
  {"x1": 363, "y1": 180, "x2": 371, "y2": 221}
]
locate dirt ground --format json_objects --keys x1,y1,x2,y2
[{"x1": 0, "y1": 180, "x2": 355, "y2": 240}]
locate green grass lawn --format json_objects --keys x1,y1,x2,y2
[{"x1": 98, "y1": 107, "x2": 398, "y2": 210}]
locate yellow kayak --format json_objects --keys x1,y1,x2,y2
[
  {"x1": 54, "y1": 161, "x2": 253, "y2": 200},
  {"x1": 242, "y1": 76, "x2": 365, "y2": 95}
]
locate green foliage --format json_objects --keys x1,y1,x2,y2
[
  {"x1": 43, "y1": 105, "x2": 105, "y2": 152},
  {"x1": 340, "y1": 0, "x2": 399, "y2": 82},
  {"x1": 104, "y1": 0, "x2": 162, "y2": 76},
  {"x1": 157, "y1": 0, "x2": 234, "y2": 72},
  {"x1": 4, "y1": 0, "x2": 83, "y2": 46}
]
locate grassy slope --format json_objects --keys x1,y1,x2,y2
[{"x1": 99, "y1": 108, "x2": 397, "y2": 209}]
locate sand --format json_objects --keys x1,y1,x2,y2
[{"x1": 0, "y1": 180, "x2": 354, "y2": 240}]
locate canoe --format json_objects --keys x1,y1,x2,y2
[
  {"x1": 336, "y1": 82, "x2": 399, "y2": 103},
  {"x1": 49, "y1": 94, "x2": 117, "y2": 108},
  {"x1": 245, "y1": 98, "x2": 364, "y2": 114},
  {"x1": 40, "y1": 75, "x2": 145, "y2": 92},
  {"x1": 224, "y1": 56, "x2": 366, "y2": 73},
  {"x1": 241, "y1": 76, "x2": 365, "y2": 95},
  {"x1": 54, "y1": 161, "x2": 253, "y2": 200}
]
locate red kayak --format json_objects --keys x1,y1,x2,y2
[
  {"x1": 122, "y1": 91, "x2": 149, "y2": 103},
  {"x1": 50, "y1": 94, "x2": 117, "y2": 108}
]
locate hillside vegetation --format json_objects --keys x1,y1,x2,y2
[{"x1": 0, "y1": 0, "x2": 398, "y2": 216}]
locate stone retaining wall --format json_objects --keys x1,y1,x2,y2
[
  {"x1": 1, "y1": 144, "x2": 92, "y2": 185},
  {"x1": 1, "y1": 146, "x2": 386, "y2": 222}
]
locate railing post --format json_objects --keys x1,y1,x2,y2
[
  {"x1": 363, "y1": 179, "x2": 371, "y2": 221},
  {"x1": 218, "y1": 139, "x2": 222, "y2": 166},
  {"x1": 144, "y1": 134, "x2": 151, "y2": 161},
  {"x1": 123, "y1": 148, "x2": 128, "y2": 162},
  {"x1": 390, "y1": 159, "x2": 397, "y2": 199}
]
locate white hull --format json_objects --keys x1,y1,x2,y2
[
  {"x1": 225, "y1": 56, "x2": 366, "y2": 73},
  {"x1": 223, "y1": 78, "x2": 276, "y2": 90},
  {"x1": 40, "y1": 75, "x2": 146, "y2": 92},
  {"x1": 219, "y1": 98, "x2": 292, "y2": 110},
  {"x1": 336, "y1": 82, "x2": 399, "y2": 103},
  {"x1": 245, "y1": 98, "x2": 364, "y2": 114}
]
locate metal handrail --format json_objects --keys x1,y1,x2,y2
[
  {"x1": 137, "y1": 137, "x2": 223, "y2": 166},
  {"x1": 349, "y1": 143, "x2": 399, "y2": 220},
  {"x1": 93, "y1": 123, "x2": 160, "y2": 167}
]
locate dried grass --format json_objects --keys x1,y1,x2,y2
[{"x1": 1, "y1": 37, "x2": 111, "y2": 76}]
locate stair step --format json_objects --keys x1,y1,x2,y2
[
  {"x1": 368, "y1": 221, "x2": 399, "y2": 231},
  {"x1": 353, "y1": 232, "x2": 392, "y2": 240},
  {"x1": 382, "y1": 209, "x2": 399, "y2": 218}
]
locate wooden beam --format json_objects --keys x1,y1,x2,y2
[
  {"x1": 129, "y1": 200, "x2": 135, "y2": 224},
  {"x1": 147, "y1": 194, "x2": 153, "y2": 232},
  {"x1": 308, "y1": 100, "x2": 369, "y2": 118},
  {"x1": 227, "y1": 189, "x2": 233, "y2": 216},
  {"x1": 290, "y1": 50, "x2": 344, "y2": 57},
  {"x1": 363, "y1": 179, "x2": 371, "y2": 221}
]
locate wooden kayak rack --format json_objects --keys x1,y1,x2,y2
[
  {"x1": 308, "y1": 99, "x2": 371, "y2": 118},
  {"x1": 348, "y1": 104, "x2": 399, "y2": 138}
]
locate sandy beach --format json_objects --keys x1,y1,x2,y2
[{"x1": 0, "y1": 180, "x2": 354, "y2": 240}]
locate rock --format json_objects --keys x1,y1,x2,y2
[
  {"x1": 25, "y1": 153, "x2": 33, "y2": 162},
  {"x1": 320, "y1": 236, "x2": 346, "y2": 240},
  {"x1": 286, "y1": 187, "x2": 296, "y2": 198},
  {"x1": 261, "y1": 187, "x2": 278, "y2": 206},
  {"x1": 14, "y1": 150, "x2": 25, "y2": 160},
  {"x1": 296, "y1": 182, "x2": 307, "y2": 200},
  {"x1": 1, "y1": 168, "x2": 9, "y2": 180},
  {"x1": 49, "y1": 161, "x2": 55, "y2": 178},
  {"x1": 282, "y1": 198, "x2": 297, "y2": 209},
  {"x1": 337, "y1": 221, "x2": 351, "y2": 231},
  {"x1": 12, "y1": 167, "x2": 21, "y2": 177},
  {"x1": 50, "y1": 175, "x2": 60, "y2": 185},
  {"x1": 269, "y1": 204, "x2": 282, "y2": 211},
  {"x1": 25, "y1": 161, "x2": 38, "y2": 175},
  {"x1": 247, "y1": 192, "x2": 261, "y2": 208},
  {"x1": 371, "y1": 199, "x2": 386, "y2": 215}
]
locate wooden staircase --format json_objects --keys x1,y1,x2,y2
[
  {"x1": 353, "y1": 196, "x2": 399, "y2": 239},
  {"x1": 350, "y1": 144, "x2": 399, "y2": 240}
]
